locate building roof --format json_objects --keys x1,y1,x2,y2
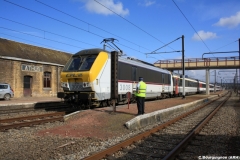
[{"x1": 0, "y1": 38, "x2": 72, "y2": 65}]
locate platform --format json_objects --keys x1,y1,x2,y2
[
  {"x1": 0, "y1": 92, "x2": 225, "y2": 131},
  {"x1": 0, "y1": 96, "x2": 62, "y2": 108}
]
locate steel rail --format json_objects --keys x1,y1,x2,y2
[
  {"x1": 0, "y1": 105, "x2": 69, "y2": 115},
  {"x1": 162, "y1": 91, "x2": 232, "y2": 160},
  {"x1": 83, "y1": 92, "x2": 228, "y2": 160},
  {"x1": 0, "y1": 108, "x2": 38, "y2": 114},
  {"x1": 0, "y1": 117, "x2": 64, "y2": 131},
  {"x1": 0, "y1": 112, "x2": 66, "y2": 123}
]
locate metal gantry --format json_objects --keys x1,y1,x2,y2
[{"x1": 146, "y1": 35, "x2": 186, "y2": 99}]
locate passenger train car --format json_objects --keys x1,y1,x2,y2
[
  {"x1": 172, "y1": 74, "x2": 205, "y2": 96},
  {"x1": 57, "y1": 48, "x2": 221, "y2": 107}
]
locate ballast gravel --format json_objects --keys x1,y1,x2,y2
[{"x1": 0, "y1": 92, "x2": 239, "y2": 160}]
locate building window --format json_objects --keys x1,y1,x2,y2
[{"x1": 43, "y1": 72, "x2": 51, "y2": 88}]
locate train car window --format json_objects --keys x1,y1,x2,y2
[
  {"x1": 131, "y1": 66, "x2": 137, "y2": 81},
  {"x1": 159, "y1": 73, "x2": 162, "y2": 83},
  {"x1": 165, "y1": 74, "x2": 168, "y2": 85},
  {"x1": 138, "y1": 67, "x2": 144, "y2": 81},
  {"x1": 202, "y1": 84, "x2": 206, "y2": 88},
  {"x1": 168, "y1": 74, "x2": 171, "y2": 85},
  {"x1": 118, "y1": 62, "x2": 132, "y2": 80},
  {"x1": 162, "y1": 73, "x2": 165, "y2": 84},
  {"x1": 142, "y1": 68, "x2": 151, "y2": 82}
]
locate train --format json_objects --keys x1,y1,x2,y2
[{"x1": 57, "y1": 48, "x2": 222, "y2": 108}]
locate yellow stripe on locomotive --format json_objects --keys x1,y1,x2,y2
[{"x1": 60, "y1": 49, "x2": 109, "y2": 92}]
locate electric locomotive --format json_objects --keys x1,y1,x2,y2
[{"x1": 57, "y1": 48, "x2": 173, "y2": 107}]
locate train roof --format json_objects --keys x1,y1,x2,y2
[
  {"x1": 73, "y1": 48, "x2": 171, "y2": 75},
  {"x1": 119, "y1": 56, "x2": 171, "y2": 74},
  {"x1": 74, "y1": 48, "x2": 105, "y2": 56},
  {"x1": 172, "y1": 73, "x2": 199, "y2": 81}
]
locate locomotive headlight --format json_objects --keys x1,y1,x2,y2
[
  {"x1": 82, "y1": 82, "x2": 91, "y2": 88},
  {"x1": 61, "y1": 82, "x2": 68, "y2": 88}
]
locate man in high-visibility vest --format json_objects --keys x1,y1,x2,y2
[{"x1": 135, "y1": 77, "x2": 147, "y2": 115}]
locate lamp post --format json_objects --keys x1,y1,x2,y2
[{"x1": 182, "y1": 35, "x2": 185, "y2": 99}]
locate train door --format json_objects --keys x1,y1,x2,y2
[
  {"x1": 175, "y1": 77, "x2": 179, "y2": 95},
  {"x1": 198, "y1": 81, "x2": 201, "y2": 93},
  {"x1": 131, "y1": 66, "x2": 137, "y2": 93},
  {"x1": 23, "y1": 75, "x2": 32, "y2": 97},
  {"x1": 162, "y1": 73, "x2": 165, "y2": 92}
]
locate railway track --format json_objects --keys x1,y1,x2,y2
[
  {"x1": 83, "y1": 91, "x2": 231, "y2": 160},
  {"x1": 0, "y1": 104, "x2": 70, "y2": 115},
  {"x1": 0, "y1": 112, "x2": 65, "y2": 131}
]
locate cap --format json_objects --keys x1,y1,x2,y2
[{"x1": 139, "y1": 77, "x2": 143, "y2": 81}]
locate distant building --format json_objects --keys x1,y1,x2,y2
[{"x1": 0, "y1": 38, "x2": 72, "y2": 98}]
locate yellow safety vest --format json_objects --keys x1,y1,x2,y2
[{"x1": 135, "y1": 81, "x2": 146, "y2": 97}]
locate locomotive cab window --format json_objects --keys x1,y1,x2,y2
[{"x1": 64, "y1": 55, "x2": 97, "y2": 71}]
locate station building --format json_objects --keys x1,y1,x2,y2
[{"x1": 0, "y1": 38, "x2": 72, "y2": 98}]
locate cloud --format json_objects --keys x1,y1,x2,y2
[
  {"x1": 214, "y1": 11, "x2": 240, "y2": 28},
  {"x1": 83, "y1": 0, "x2": 129, "y2": 16},
  {"x1": 144, "y1": 0, "x2": 156, "y2": 7},
  {"x1": 138, "y1": 0, "x2": 156, "y2": 7},
  {"x1": 192, "y1": 30, "x2": 217, "y2": 41}
]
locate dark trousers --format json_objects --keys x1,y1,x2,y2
[{"x1": 136, "y1": 96, "x2": 145, "y2": 114}]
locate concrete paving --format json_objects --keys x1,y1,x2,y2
[{"x1": 125, "y1": 95, "x2": 218, "y2": 130}]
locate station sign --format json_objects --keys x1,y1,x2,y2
[{"x1": 21, "y1": 64, "x2": 43, "y2": 72}]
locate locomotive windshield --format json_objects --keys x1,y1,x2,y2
[{"x1": 64, "y1": 55, "x2": 97, "y2": 71}]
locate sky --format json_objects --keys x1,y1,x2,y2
[{"x1": 0, "y1": 0, "x2": 239, "y2": 83}]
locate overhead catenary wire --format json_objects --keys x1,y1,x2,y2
[
  {"x1": 0, "y1": 17, "x2": 98, "y2": 48},
  {"x1": 0, "y1": 33, "x2": 73, "y2": 53},
  {"x1": 0, "y1": 27, "x2": 84, "y2": 49},
  {"x1": 35, "y1": 0, "x2": 166, "y2": 60},
  {"x1": 212, "y1": 40, "x2": 238, "y2": 51},
  {"x1": 4, "y1": 0, "x2": 105, "y2": 39},
  {"x1": 172, "y1": 0, "x2": 213, "y2": 54},
  {"x1": 35, "y1": 0, "x2": 152, "y2": 53},
  {"x1": 148, "y1": 51, "x2": 181, "y2": 54},
  {"x1": 93, "y1": 0, "x2": 177, "y2": 52},
  {"x1": 150, "y1": 37, "x2": 182, "y2": 53},
  {"x1": 3, "y1": 0, "x2": 161, "y2": 60}
]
